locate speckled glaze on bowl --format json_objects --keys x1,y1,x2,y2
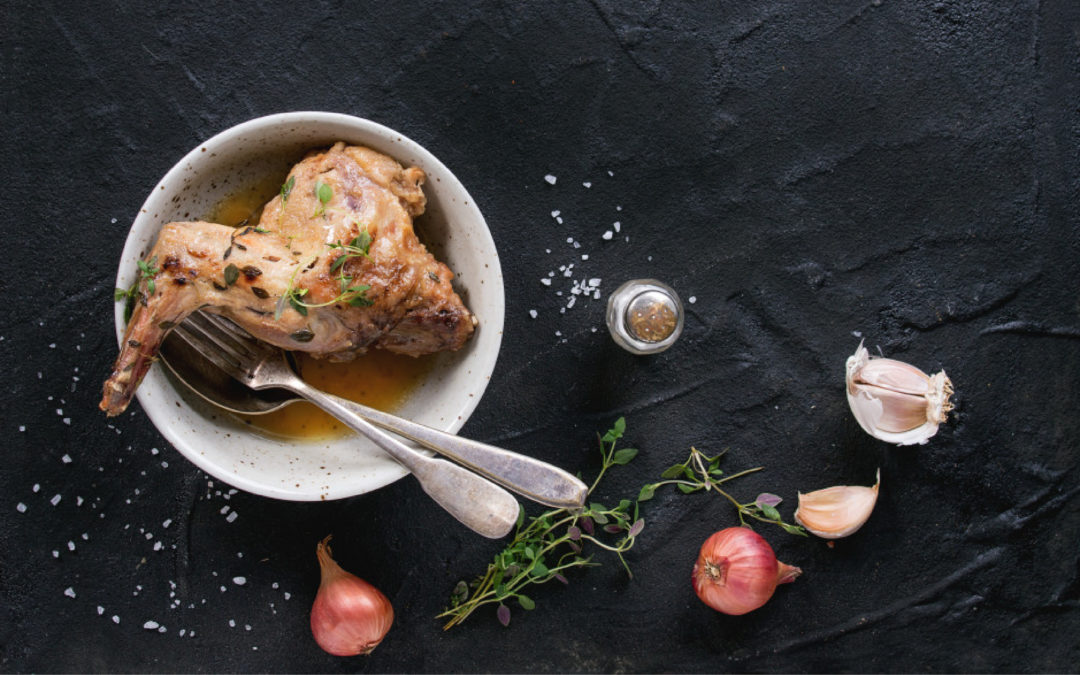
[{"x1": 113, "y1": 112, "x2": 504, "y2": 501}]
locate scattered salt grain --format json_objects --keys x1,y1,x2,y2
[
  {"x1": 544, "y1": 174, "x2": 557, "y2": 185},
  {"x1": 602, "y1": 231, "x2": 613, "y2": 240},
  {"x1": 613, "y1": 221, "x2": 621, "y2": 233},
  {"x1": 540, "y1": 278, "x2": 551, "y2": 286},
  {"x1": 81, "y1": 533, "x2": 88, "y2": 540},
  {"x1": 233, "y1": 576, "x2": 247, "y2": 586},
  {"x1": 153, "y1": 541, "x2": 163, "y2": 551},
  {"x1": 529, "y1": 310, "x2": 538, "y2": 319},
  {"x1": 220, "y1": 506, "x2": 230, "y2": 515},
  {"x1": 551, "y1": 210, "x2": 560, "y2": 218},
  {"x1": 50, "y1": 494, "x2": 61, "y2": 506},
  {"x1": 19, "y1": 425, "x2": 25, "y2": 432},
  {"x1": 245, "y1": 624, "x2": 251, "y2": 631},
  {"x1": 143, "y1": 621, "x2": 159, "y2": 630},
  {"x1": 68, "y1": 541, "x2": 75, "y2": 551},
  {"x1": 581, "y1": 254, "x2": 589, "y2": 260},
  {"x1": 583, "y1": 181, "x2": 592, "y2": 188},
  {"x1": 61, "y1": 454, "x2": 72, "y2": 464},
  {"x1": 283, "y1": 592, "x2": 291, "y2": 600},
  {"x1": 226, "y1": 511, "x2": 238, "y2": 523},
  {"x1": 229, "y1": 619, "x2": 236, "y2": 628},
  {"x1": 162, "y1": 519, "x2": 172, "y2": 529},
  {"x1": 272, "y1": 582, "x2": 279, "y2": 589},
  {"x1": 852, "y1": 330, "x2": 863, "y2": 338},
  {"x1": 52, "y1": 550, "x2": 59, "y2": 558},
  {"x1": 16, "y1": 503, "x2": 27, "y2": 513},
  {"x1": 97, "y1": 606, "x2": 104, "y2": 615},
  {"x1": 76, "y1": 496, "x2": 84, "y2": 506},
  {"x1": 63, "y1": 418, "x2": 71, "y2": 425},
  {"x1": 64, "y1": 587, "x2": 76, "y2": 599},
  {"x1": 151, "y1": 447, "x2": 159, "y2": 455},
  {"x1": 33, "y1": 484, "x2": 40, "y2": 493},
  {"x1": 688, "y1": 296, "x2": 697, "y2": 304},
  {"x1": 112, "y1": 615, "x2": 120, "y2": 624}
]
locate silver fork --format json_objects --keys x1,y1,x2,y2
[{"x1": 170, "y1": 311, "x2": 584, "y2": 537}]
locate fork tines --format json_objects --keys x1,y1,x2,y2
[{"x1": 171, "y1": 311, "x2": 263, "y2": 381}]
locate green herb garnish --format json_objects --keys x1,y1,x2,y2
[
  {"x1": 273, "y1": 230, "x2": 374, "y2": 319},
  {"x1": 313, "y1": 179, "x2": 332, "y2": 218},
  {"x1": 439, "y1": 418, "x2": 644, "y2": 630},
  {"x1": 280, "y1": 175, "x2": 295, "y2": 206},
  {"x1": 223, "y1": 263, "x2": 239, "y2": 286},
  {"x1": 640, "y1": 447, "x2": 807, "y2": 536},
  {"x1": 114, "y1": 256, "x2": 160, "y2": 321}
]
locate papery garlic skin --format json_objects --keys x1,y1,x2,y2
[
  {"x1": 795, "y1": 469, "x2": 881, "y2": 539},
  {"x1": 845, "y1": 341, "x2": 954, "y2": 445}
]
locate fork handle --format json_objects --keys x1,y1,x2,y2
[
  {"x1": 289, "y1": 382, "x2": 518, "y2": 539},
  {"x1": 323, "y1": 398, "x2": 588, "y2": 510}
]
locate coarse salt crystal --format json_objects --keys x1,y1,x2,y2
[
  {"x1": 162, "y1": 519, "x2": 172, "y2": 528},
  {"x1": 151, "y1": 447, "x2": 159, "y2": 455},
  {"x1": 613, "y1": 221, "x2": 621, "y2": 233},
  {"x1": 76, "y1": 496, "x2": 84, "y2": 506},
  {"x1": 143, "y1": 621, "x2": 159, "y2": 630},
  {"x1": 50, "y1": 494, "x2": 61, "y2": 506},
  {"x1": 581, "y1": 254, "x2": 588, "y2": 260},
  {"x1": 229, "y1": 619, "x2": 236, "y2": 627},
  {"x1": 52, "y1": 550, "x2": 59, "y2": 558},
  {"x1": 233, "y1": 576, "x2": 246, "y2": 586},
  {"x1": 63, "y1": 418, "x2": 71, "y2": 425},
  {"x1": 583, "y1": 181, "x2": 592, "y2": 188},
  {"x1": 220, "y1": 505, "x2": 230, "y2": 515},
  {"x1": 556, "y1": 217, "x2": 563, "y2": 224},
  {"x1": 602, "y1": 231, "x2": 613, "y2": 240},
  {"x1": 19, "y1": 425, "x2": 25, "y2": 432},
  {"x1": 64, "y1": 587, "x2": 76, "y2": 598},
  {"x1": 153, "y1": 541, "x2": 163, "y2": 551},
  {"x1": 226, "y1": 511, "x2": 238, "y2": 523},
  {"x1": 272, "y1": 582, "x2": 279, "y2": 589},
  {"x1": 112, "y1": 615, "x2": 120, "y2": 624},
  {"x1": 284, "y1": 592, "x2": 291, "y2": 600},
  {"x1": 551, "y1": 210, "x2": 560, "y2": 218},
  {"x1": 97, "y1": 606, "x2": 104, "y2": 615},
  {"x1": 61, "y1": 454, "x2": 72, "y2": 464},
  {"x1": 689, "y1": 296, "x2": 697, "y2": 304},
  {"x1": 540, "y1": 278, "x2": 551, "y2": 286},
  {"x1": 529, "y1": 310, "x2": 538, "y2": 319},
  {"x1": 33, "y1": 484, "x2": 39, "y2": 493},
  {"x1": 544, "y1": 174, "x2": 557, "y2": 185},
  {"x1": 16, "y1": 503, "x2": 27, "y2": 513}
]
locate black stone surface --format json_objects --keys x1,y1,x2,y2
[{"x1": 3, "y1": 1, "x2": 1078, "y2": 672}]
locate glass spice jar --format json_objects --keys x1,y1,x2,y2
[{"x1": 605, "y1": 279, "x2": 684, "y2": 354}]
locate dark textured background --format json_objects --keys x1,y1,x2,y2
[{"x1": 3, "y1": 1, "x2": 1079, "y2": 672}]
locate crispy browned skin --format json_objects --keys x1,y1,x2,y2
[{"x1": 100, "y1": 143, "x2": 475, "y2": 416}]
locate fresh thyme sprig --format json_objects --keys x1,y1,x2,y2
[
  {"x1": 280, "y1": 175, "x2": 295, "y2": 206},
  {"x1": 273, "y1": 230, "x2": 373, "y2": 320},
  {"x1": 114, "y1": 256, "x2": 160, "y2": 321},
  {"x1": 438, "y1": 418, "x2": 644, "y2": 630},
  {"x1": 639, "y1": 446, "x2": 807, "y2": 536}
]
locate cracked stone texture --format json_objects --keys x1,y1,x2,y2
[{"x1": 2, "y1": 0, "x2": 1078, "y2": 672}]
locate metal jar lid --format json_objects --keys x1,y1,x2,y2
[{"x1": 605, "y1": 279, "x2": 684, "y2": 354}]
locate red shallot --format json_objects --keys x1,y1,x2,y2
[
  {"x1": 310, "y1": 535, "x2": 394, "y2": 656},
  {"x1": 691, "y1": 527, "x2": 801, "y2": 615}
]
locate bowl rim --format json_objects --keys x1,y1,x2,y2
[{"x1": 113, "y1": 111, "x2": 504, "y2": 501}]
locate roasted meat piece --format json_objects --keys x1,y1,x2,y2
[{"x1": 100, "y1": 143, "x2": 475, "y2": 416}]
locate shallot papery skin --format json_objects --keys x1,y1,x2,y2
[
  {"x1": 691, "y1": 527, "x2": 801, "y2": 615},
  {"x1": 311, "y1": 536, "x2": 394, "y2": 657}
]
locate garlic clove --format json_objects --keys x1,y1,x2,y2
[
  {"x1": 845, "y1": 341, "x2": 954, "y2": 446},
  {"x1": 795, "y1": 469, "x2": 881, "y2": 539}
]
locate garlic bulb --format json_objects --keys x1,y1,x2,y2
[
  {"x1": 795, "y1": 469, "x2": 881, "y2": 539},
  {"x1": 845, "y1": 341, "x2": 954, "y2": 445}
]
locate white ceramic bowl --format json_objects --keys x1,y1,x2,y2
[{"x1": 113, "y1": 112, "x2": 504, "y2": 501}]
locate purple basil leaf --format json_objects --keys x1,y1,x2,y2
[
  {"x1": 755, "y1": 492, "x2": 783, "y2": 508},
  {"x1": 581, "y1": 517, "x2": 595, "y2": 536},
  {"x1": 629, "y1": 518, "x2": 645, "y2": 537},
  {"x1": 568, "y1": 541, "x2": 582, "y2": 553},
  {"x1": 567, "y1": 526, "x2": 581, "y2": 541},
  {"x1": 554, "y1": 573, "x2": 569, "y2": 585},
  {"x1": 603, "y1": 524, "x2": 622, "y2": 534},
  {"x1": 497, "y1": 603, "x2": 511, "y2": 627}
]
